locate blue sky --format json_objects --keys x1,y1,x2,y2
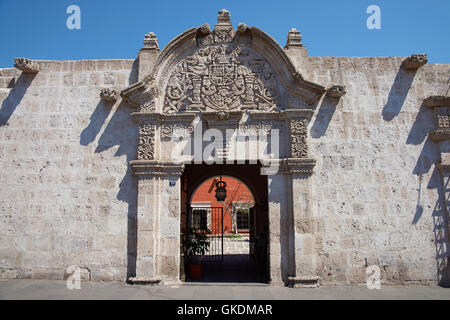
[{"x1": 0, "y1": 0, "x2": 449, "y2": 67}]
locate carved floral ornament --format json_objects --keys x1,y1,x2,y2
[
  {"x1": 290, "y1": 118, "x2": 308, "y2": 158},
  {"x1": 138, "y1": 121, "x2": 156, "y2": 160}
]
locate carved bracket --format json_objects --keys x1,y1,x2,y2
[
  {"x1": 100, "y1": 88, "x2": 121, "y2": 102},
  {"x1": 402, "y1": 54, "x2": 428, "y2": 70},
  {"x1": 138, "y1": 121, "x2": 156, "y2": 160},
  {"x1": 326, "y1": 85, "x2": 346, "y2": 99}
]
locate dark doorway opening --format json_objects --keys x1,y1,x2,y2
[{"x1": 180, "y1": 162, "x2": 269, "y2": 283}]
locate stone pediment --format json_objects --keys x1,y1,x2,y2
[{"x1": 121, "y1": 9, "x2": 326, "y2": 115}]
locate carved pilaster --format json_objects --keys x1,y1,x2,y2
[{"x1": 14, "y1": 58, "x2": 40, "y2": 74}]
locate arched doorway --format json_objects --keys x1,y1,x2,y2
[{"x1": 180, "y1": 162, "x2": 269, "y2": 283}]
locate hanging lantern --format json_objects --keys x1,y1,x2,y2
[{"x1": 215, "y1": 177, "x2": 227, "y2": 202}]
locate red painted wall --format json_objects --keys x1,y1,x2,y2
[{"x1": 191, "y1": 176, "x2": 254, "y2": 234}]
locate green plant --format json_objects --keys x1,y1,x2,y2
[
  {"x1": 228, "y1": 234, "x2": 242, "y2": 239},
  {"x1": 184, "y1": 228, "x2": 211, "y2": 261}
]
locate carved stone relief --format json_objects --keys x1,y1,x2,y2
[
  {"x1": 161, "y1": 123, "x2": 195, "y2": 139},
  {"x1": 163, "y1": 45, "x2": 280, "y2": 114},
  {"x1": 138, "y1": 121, "x2": 156, "y2": 160}
]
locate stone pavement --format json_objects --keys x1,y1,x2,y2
[
  {"x1": 1, "y1": 279, "x2": 450, "y2": 300},
  {"x1": 223, "y1": 236, "x2": 250, "y2": 255}
]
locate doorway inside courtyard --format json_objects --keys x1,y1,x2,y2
[{"x1": 180, "y1": 162, "x2": 269, "y2": 283}]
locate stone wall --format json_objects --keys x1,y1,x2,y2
[
  {"x1": 304, "y1": 55, "x2": 450, "y2": 285},
  {"x1": 0, "y1": 60, "x2": 138, "y2": 281},
  {"x1": 0, "y1": 52, "x2": 449, "y2": 285}
]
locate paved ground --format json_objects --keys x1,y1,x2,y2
[
  {"x1": 1, "y1": 279, "x2": 449, "y2": 300},
  {"x1": 191, "y1": 254, "x2": 264, "y2": 283}
]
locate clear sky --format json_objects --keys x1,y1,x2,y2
[{"x1": 0, "y1": 0, "x2": 449, "y2": 68}]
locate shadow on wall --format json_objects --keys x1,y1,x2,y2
[
  {"x1": 428, "y1": 168, "x2": 450, "y2": 287},
  {"x1": 409, "y1": 100, "x2": 437, "y2": 226},
  {"x1": 310, "y1": 95, "x2": 340, "y2": 139},
  {"x1": 382, "y1": 66, "x2": 417, "y2": 121},
  {"x1": 0, "y1": 73, "x2": 35, "y2": 126},
  {"x1": 79, "y1": 61, "x2": 139, "y2": 280},
  {"x1": 80, "y1": 98, "x2": 138, "y2": 280},
  {"x1": 406, "y1": 103, "x2": 435, "y2": 146}
]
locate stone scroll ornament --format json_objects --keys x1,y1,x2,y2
[
  {"x1": 138, "y1": 122, "x2": 156, "y2": 160},
  {"x1": 290, "y1": 119, "x2": 308, "y2": 158},
  {"x1": 163, "y1": 45, "x2": 280, "y2": 113}
]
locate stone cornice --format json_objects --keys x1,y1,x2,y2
[
  {"x1": 279, "y1": 109, "x2": 315, "y2": 121},
  {"x1": 131, "y1": 112, "x2": 196, "y2": 123},
  {"x1": 130, "y1": 160, "x2": 185, "y2": 177},
  {"x1": 262, "y1": 158, "x2": 316, "y2": 175}
]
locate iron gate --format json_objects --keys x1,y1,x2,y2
[{"x1": 188, "y1": 207, "x2": 223, "y2": 263}]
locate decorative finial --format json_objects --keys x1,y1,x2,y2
[
  {"x1": 217, "y1": 9, "x2": 231, "y2": 25},
  {"x1": 199, "y1": 23, "x2": 211, "y2": 35},
  {"x1": 284, "y1": 28, "x2": 303, "y2": 49},
  {"x1": 237, "y1": 23, "x2": 249, "y2": 34},
  {"x1": 143, "y1": 32, "x2": 159, "y2": 50}
]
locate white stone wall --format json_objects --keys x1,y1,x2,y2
[
  {"x1": 305, "y1": 56, "x2": 450, "y2": 284},
  {"x1": 0, "y1": 54, "x2": 449, "y2": 285}
]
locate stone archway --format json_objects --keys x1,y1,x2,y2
[{"x1": 105, "y1": 9, "x2": 345, "y2": 287}]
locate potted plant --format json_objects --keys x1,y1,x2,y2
[{"x1": 184, "y1": 228, "x2": 210, "y2": 280}]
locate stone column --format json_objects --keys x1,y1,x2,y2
[
  {"x1": 129, "y1": 161, "x2": 184, "y2": 285},
  {"x1": 266, "y1": 173, "x2": 288, "y2": 285},
  {"x1": 284, "y1": 111, "x2": 318, "y2": 287}
]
